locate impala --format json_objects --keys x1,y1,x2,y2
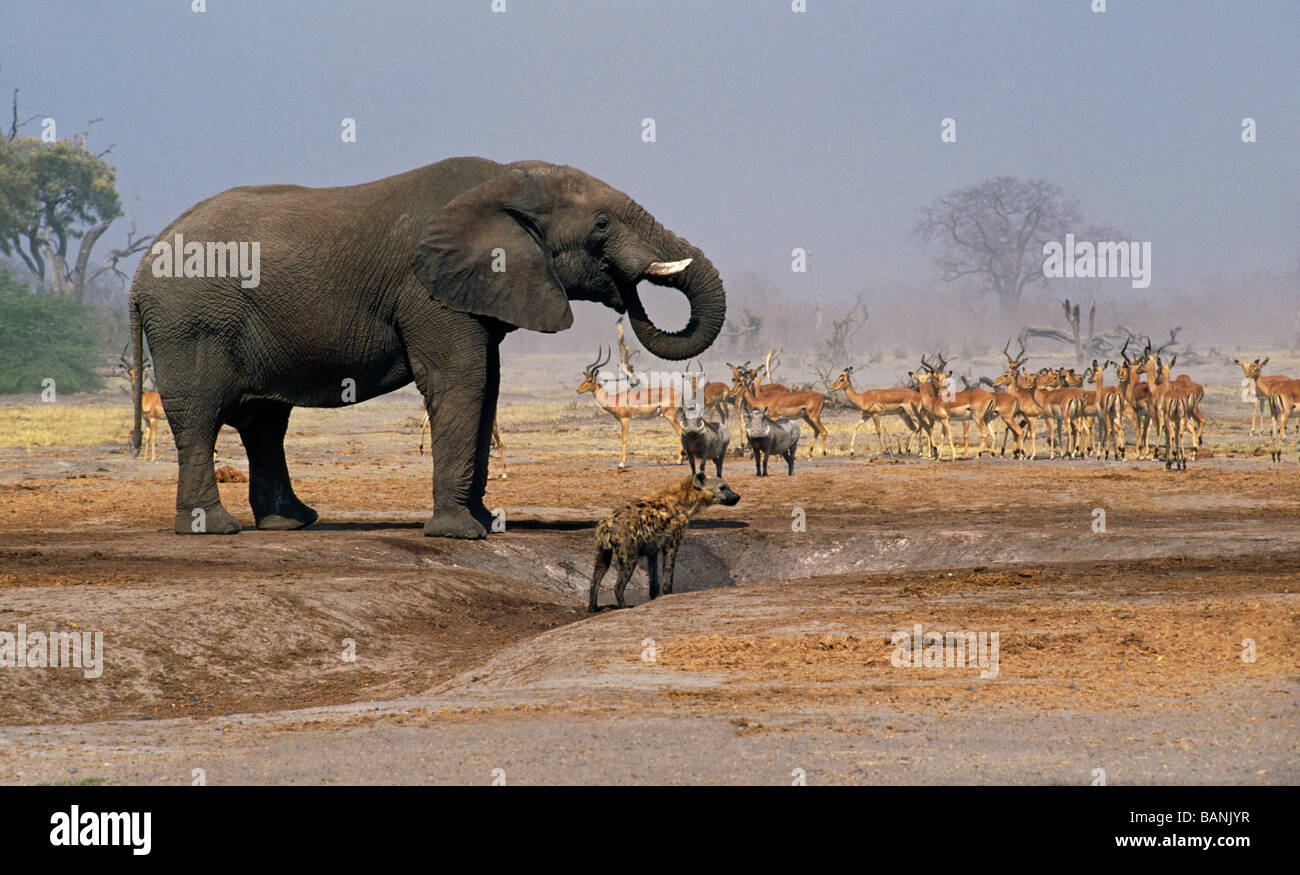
[
  {"x1": 927, "y1": 353, "x2": 1003, "y2": 459},
  {"x1": 1149, "y1": 353, "x2": 1196, "y2": 468},
  {"x1": 701, "y1": 380, "x2": 731, "y2": 423},
  {"x1": 1040, "y1": 366, "x2": 1092, "y2": 457},
  {"x1": 1083, "y1": 359, "x2": 1123, "y2": 459},
  {"x1": 119, "y1": 349, "x2": 166, "y2": 462},
  {"x1": 730, "y1": 372, "x2": 830, "y2": 457},
  {"x1": 992, "y1": 341, "x2": 1046, "y2": 460},
  {"x1": 829, "y1": 367, "x2": 923, "y2": 457},
  {"x1": 908, "y1": 356, "x2": 958, "y2": 461},
  {"x1": 1173, "y1": 370, "x2": 1206, "y2": 452},
  {"x1": 1234, "y1": 358, "x2": 1291, "y2": 436},
  {"x1": 1115, "y1": 340, "x2": 1153, "y2": 459},
  {"x1": 1264, "y1": 377, "x2": 1300, "y2": 462},
  {"x1": 577, "y1": 347, "x2": 684, "y2": 469},
  {"x1": 727, "y1": 361, "x2": 787, "y2": 450},
  {"x1": 1151, "y1": 355, "x2": 1203, "y2": 462},
  {"x1": 1150, "y1": 356, "x2": 1191, "y2": 469},
  {"x1": 728, "y1": 361, "x2": 788, "y2": 394},
  {"x1": 679, "y1": 366, "x2": 730, "y2": 424},
  {"x1": 1026, "y1": 370, "x2": 1086, "y2": 459}
]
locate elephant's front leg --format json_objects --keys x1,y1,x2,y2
[
  {"x1": 423, "y1": 387, "x2": 490, "y2": 539},
  {"x1": 417, "y1": 342, "x2": 498, "y2": 540}
]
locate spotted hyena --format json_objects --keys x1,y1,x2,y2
[{"x1": 589, "y1": 473, "x2": 741, "y2": 611}]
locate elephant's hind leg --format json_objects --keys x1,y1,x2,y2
[
  {"x1": 235, "y1": 400, "x2": 318, "y2": 530},
  {"x1": 167, "y1": 398, "x2": 241, "y2": 535}
]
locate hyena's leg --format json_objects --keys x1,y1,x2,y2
[
  {"x1": 661, "y1": 543, "x2": 681, "y2": 595},
  {"x1": 613, "y1": 554, "x2": 637, "y2": 608},
  {"x1": 589, "y1": 547, "x2": 612, "y2": 612},
  {"x1": 646, "y1": 554, "x2": 661, "y2": 601}
]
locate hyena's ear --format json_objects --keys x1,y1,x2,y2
[{"x1": 693, "y1": 472, "x2": 707, "y2": 489}]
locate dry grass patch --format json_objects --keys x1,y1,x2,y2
[{"x1": 0, "y1": 403, "x2": 135, "y2": 449}]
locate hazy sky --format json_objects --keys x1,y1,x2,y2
[{"x1": 5, "y1": 0, "x2": 1297, "y2": 303}]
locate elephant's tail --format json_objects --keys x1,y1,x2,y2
[{"x1": 129, "y1": 293, "x2": 143, "y2": 457}]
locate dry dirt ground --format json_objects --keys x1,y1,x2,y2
[{"x1": 0, "y1": 353, "x2": 1297, "y2": 784}]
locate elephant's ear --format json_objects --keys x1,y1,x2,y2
[{"x1": 413, "y1": 169, "x2": 573, "y2": 332}]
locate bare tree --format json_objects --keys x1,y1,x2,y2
[
  {"x1": 823, "y1": 294, "x2": 868, "y2": 362},
  {"x1": 915, "y1": 177, "x2": 1097, "y2": 316}
]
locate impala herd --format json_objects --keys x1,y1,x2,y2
[
  {"x1": 573, "y1": 341, "x2": 1300, "y2": 471},
  {"x1": 115, "y1": 342, "x2": 1298, "y2": 469}
]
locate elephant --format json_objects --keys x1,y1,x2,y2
[{"x1": 128, "y1": 157, "x2": 726, "y2": 538}]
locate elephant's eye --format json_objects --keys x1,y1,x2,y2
[{"x1": 593, "y1": 214, "x2": 610, "y2": 234}]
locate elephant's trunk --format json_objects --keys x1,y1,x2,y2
[{"x1": 622, "y1": 205, "x2": 726, "y2": 362}]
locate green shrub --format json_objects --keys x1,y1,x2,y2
[{"x1": 0, "y1": 268, "x2": 105, "y2": 395}]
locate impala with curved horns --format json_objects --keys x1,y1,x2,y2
[{"x1": 577, "y1": 347, "x2": 684, "y2": 469}]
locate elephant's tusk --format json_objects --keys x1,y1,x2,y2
[{"x1": 643, "y1": 258, "x2": 693, "y2": 277}]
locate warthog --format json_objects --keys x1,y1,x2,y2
[
  {"x1": 680, "y1": 414, "x2": 730, "y2": 477},
  {"x1": 744, "y1": 406, "x2": 800, "y2": 476}
]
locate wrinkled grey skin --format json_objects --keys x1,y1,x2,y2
[
  {"x1": 680, "y1": 414, "x2": 730, "y2": 477},
  {"x1": 744, "y1": 407, "x2": 800, "y2": 476},
  {"x1": 129, "y1": 158, "x2": 726, "y2": 538}
]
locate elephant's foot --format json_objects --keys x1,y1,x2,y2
[
  {"x1": 174, "y1": 505, "x2": 241, "y2": 535},
  {"x1": 424, "y1": 507, "x2": 487, "y2": 540},
  {"x1": 251, "y1": 491, "x2": 318, "y2": 531},
  {"x1": 255, "y1": 502, "x2": 318, "y2": 531},
  {"x1": 467, "y1": 502, "x2": 496, "y2": 532}
]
